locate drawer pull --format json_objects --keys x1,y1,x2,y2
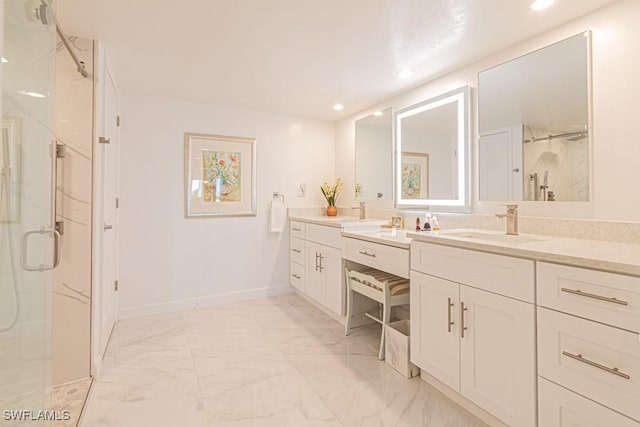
[
  {"x1": 358, "y1": 251, "x2": 376, "y2": 258},
  {"x1": 292, "y1": 249, "x2": 301, "y2": 253},
  {"x1": 562, "y1": 351, "x2": 631, "y2": 380},
  {"x1": 560, "y1": 288, "x2": 629, "y2": 306},
  {"x1": 292, "y1": 227, "x2": 302, "y2": 232},
  {"x1": 291, "y1": 274, "x2": 301, "y2": 279},
  {"x1": 460, "y1": 302, "x2": 468, "y2": 338},
  {"x1": 447, "y1": 297, "x2": 455, "y2": 333}
]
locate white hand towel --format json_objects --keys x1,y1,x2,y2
[{"x1": 269, "y1": 201, "x2": 286, "y2": 233}]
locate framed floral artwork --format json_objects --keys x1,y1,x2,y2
[
  {"x1": 184, "y1": 133, "x2": 256, "y2": 217},
  {"x1": 401, "y1": 152, "x2": 429, "y2": 199}
]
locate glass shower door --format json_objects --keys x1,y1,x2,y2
[{"x1": 1, "y1": 0, "x2": 56, "y2": 423}]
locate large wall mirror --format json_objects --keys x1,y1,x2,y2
[
  {"x1": 395, "y1": 86, "x2": 471, "y2": 211},
  {"x1": 478, "y1": 32, "x2": 590, "y2": 202},
  {"x1": 355, "y1": 108, "x2": 393, "y2": 201}
]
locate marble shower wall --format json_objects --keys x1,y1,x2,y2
[{"x1": 52, "y1": 36, "x2": 94, "y2": 385}]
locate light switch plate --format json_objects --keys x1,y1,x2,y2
[{"x1": 297, "y1": 183, "x2": 307, "y2": 197}]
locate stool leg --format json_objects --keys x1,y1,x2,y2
[{"x1": 379, "y1": 301, "x2": 392, "y2": 360}]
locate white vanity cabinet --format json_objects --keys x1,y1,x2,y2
[
  {"x1": 410, "y1": 241, "x2": 536, "y2": 427},
  {"x1": 537, "y1": 262, "x2": 640, "y2": 425},
  {"x1": 289, "y1": 220, "x2": 345, "y2": 316},
  {"x1": 305, "y1": 240, "x2": 342, "y2": 315},
  {"x1": 289, "y1": 221, "x2": 307, "y2": 292}
]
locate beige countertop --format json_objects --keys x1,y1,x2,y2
[
  {"x1": 341, "y1": 228, "x2": 412, "y2": 249},
  {"x1": 289, "y1": 215, "x2": 388, "y2": 229},
  {"x1": 408, "y1": 228, "x2": 640, "y2": 277}
]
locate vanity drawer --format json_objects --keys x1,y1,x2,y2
[
  {"x1": 411, "y1": 242, "x2": 535, "y2": 303},
  {"x1": 290, "y1": 221, "x2": 306, "y2": 238},
  {"x1": 289, "y1": 262, "x2": 305, "y2": 291},
  {"x1": 538, "y1": 307, "x2": 640, "y2": 422},
  {"x1": 538, "y1": 377, "x2": 640, "y2": 427},
  {"x1": 306, "y1": 223, "x2": 342, "y2": 249},
  {"x1": 290, "y1": 237, "x2": 305, "y2": 265},
  {"x1": 343, "y1": 237, "x2": 410, "y2": 278},
  {"x1": 538, "y1": 262, "x2": 640, "y2": 333}
]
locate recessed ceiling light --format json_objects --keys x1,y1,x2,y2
[
  {"x1": 373, "y1": 111, "x2": 383, "y2": 117},
  {"x1": 1, "y1": 57, "x2": 8, "y2": 63},
  {"x1": 397, "y1": 69, "x2": 412, "y2": 79},
  {"x1": 18, "y1": 90, "x2": 47, "y2": 98},
  {"x1": 531, "y1": 0, "x2": 554, "y2": 11},
  {"x1": 333, "y1": 103, "x2": 344, "y2": 111}
]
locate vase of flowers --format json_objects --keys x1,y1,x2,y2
[{"x1": 320, "y1": 178, "x2": 343, "y2": 216}]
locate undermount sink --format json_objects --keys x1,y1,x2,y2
[{"x1": 443, "y1": 231, "x2": 544, "y2": 244}]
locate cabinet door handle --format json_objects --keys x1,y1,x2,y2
[
  {"x1": 315, "y1": 252, "x2": 320, "y2": 272},
  {"x1": 560, "y1": 288, "x2": 628, "y2": 306},
  {"x1": 562, "y1": 351, "x2": 631, "y2": 380},
  {"x1": 292, "y1": 227, "x2": 302, "y2": 232},
  {"x1": 319, "y1": 254, "x2": 324, "y2": 273},
  {"x1": 460, "y1": 301, "x2": 468, "y2": 338},
  {"x1": 292, "y1": 248, "x2": 301, "y2": 253},
  {"x1": 358, "y1": 251, "x2": 376, "y2": 258},
  {"x1": 447, "y1": 297, "x2": 455, "y2": 333},
  {"x1": 291, "y1": 274, "x2": 301, "y2": 279}
]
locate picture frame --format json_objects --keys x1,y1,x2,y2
[
  {"x1": 400, "y1": 152, "x2": 429, "y2": 199},
  {"x1": 1, "y1": 117, "x2": 21, "y2": 223},
  {"x1": 184, "y1": 132, "x2": 256, "y2": 217}
]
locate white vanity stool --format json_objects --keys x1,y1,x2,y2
[{"x1": 344, "y1": 267, "x2": 410, "y2": 360}]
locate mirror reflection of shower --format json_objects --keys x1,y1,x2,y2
[
  {"x1": 522, "y1": 125, "x2": 588, "y2": 202},
  {"x1": 0, "y1": 127, "x2": 20, "y2": 333}
]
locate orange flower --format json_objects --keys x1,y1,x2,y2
[
  {"x1": 219, "y1": 160, "x2": 225, "y2": 167},
  {"x1": 230, "y1": 155, "x2": 237, "y2": 162}
]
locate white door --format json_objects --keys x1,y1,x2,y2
[
  {"x1": 410, "y1": 271, "x2": 460, "y2": 391},
  {"x1": 459, "y1": 285, "x2": 536, "y2": 427},
  {"x1": 99, "y1": 68, "x2": 120, "y2": 356},
  {"x1": 478, "y1": 126, "x2": 523, "y2": 201}
]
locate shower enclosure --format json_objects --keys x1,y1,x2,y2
[{"x1": 1, "y1": 0, "x2": 57, "y2": 418}]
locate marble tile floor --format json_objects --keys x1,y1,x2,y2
[
  {"x1": 52, "y1": 378, "x2": 93, "y2": 427},
  {"x1": 80, "y1": 293, "x2": 486, "y2": 427},
  {"x1": 0, "y1": 377, "x2": 91, "y2": 427}
]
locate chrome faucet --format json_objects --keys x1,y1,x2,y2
[
  {"x1": 351, "y1": 201, "x2": 366, "y2": 220},
  {"x1": 495, "y1": 204, "x2": 518, "y2": 235}
]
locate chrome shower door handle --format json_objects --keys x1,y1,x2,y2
[{"x1": 21, "y1": 227, "x2": 61, "y2": 272}]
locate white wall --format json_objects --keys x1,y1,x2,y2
[
  {"x1": 118, "y1": 93, "x2": 335, "y2": 317},
  {"x1": 336, "y1": 0, "x2": 640, "y2": 222}
]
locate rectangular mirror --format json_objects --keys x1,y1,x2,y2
[
  {"x1": 395, "y1": 86, "x2": 471, "y2": 211},
  {"x1": 478, "y1": 32, "x2": 590, "y2": 202},
  {"x1": 355, "y1": 107, "x2": 393, "y2": 201}
]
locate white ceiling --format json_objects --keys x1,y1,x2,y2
[{"x1": 57, "y1": 0, "x2": 617, "y2": 122}]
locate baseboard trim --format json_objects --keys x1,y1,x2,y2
[
  {"x1": 118, "y1": 285, "x2": 294, "y2": 320},
  {"x1": 419, "y1": 370, "x2": 508, "y2": 427}
]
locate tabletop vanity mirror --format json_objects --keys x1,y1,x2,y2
[
  {"x1": 395, "y1": 86, "x2": 471, "y2": 212},
  {"x1": 478, "y1": 32, "x2": 591, "y2": 202},
  {"x1": 355, "y1": 107, "x2": 393, "y2": 201}
]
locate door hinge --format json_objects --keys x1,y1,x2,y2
[
  {"x1": 117, "y1": 116, "x2": 121, "y2": 127},
  {"x1": 115, "y1": 280, "x2": 119, "y2": 292},
  {"x1": 99, "y1": 136, "x2": 111, "y2": 144},
  {"x1": 55, "y1": 141, "x2": 66, "y2": 158},
  {"x1": 116, "y1": 197, "x2": 119, "y2": 209}
]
